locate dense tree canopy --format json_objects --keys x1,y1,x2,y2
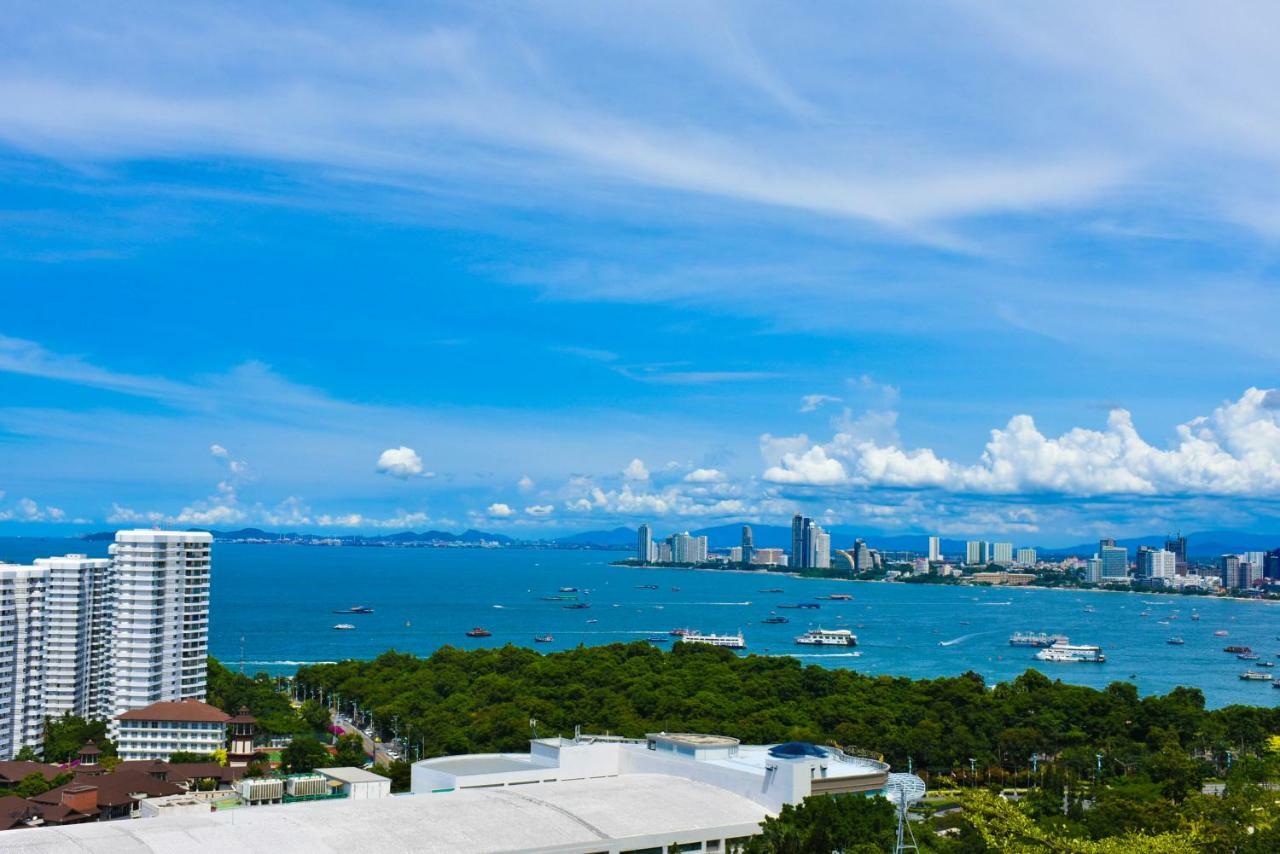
[
  {"x1": 40, "y1": 713, "x2": 116, "y2": 764},
  {"x1": 206, "y1": 657, "x2": 306, "y2": 735},
  {"x1": 293, "y1": 642, "x2": 1279, "y2": 775}
]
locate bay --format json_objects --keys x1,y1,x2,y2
[{"x1": 3, "y1": 538, "x2": 1277, "y2": 709}]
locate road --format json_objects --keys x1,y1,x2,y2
[{"x1": 334, "y1": 716, "x2": 401, "y2": 765}]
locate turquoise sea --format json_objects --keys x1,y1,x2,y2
[{"x1": 3, "y1": 538, "x2": 1278, "y2": 709}]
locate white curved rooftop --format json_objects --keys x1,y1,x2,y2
[{"x1": 4, "y1": 774, "x2": 770, "y2": 854}]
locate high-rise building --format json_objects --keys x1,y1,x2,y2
[
  {"x1": 657, "y1": 541, "x2": 673, "y2": 563},
  {"x1": 107, "y1": 531, "x2": 214, "y2": 723},
  {"x1": 1265, "y1": 549, "x2": 1280, "y2": 581},
  {"x1": 1015, "y1": 548, "x2": 1036, "y2": 567},
  {"x1": 927, "y1": 536, "x2": 941, "y2": 562},
  {"x1": 990, "y1": 542, "x2": 1013, "y2": 565},
  {"x1": 1136, "y1": 547, "x2": 1176, "y2": 581},
  {"x1": 637, "y1": 524, "x2": 654, "y2": 564},
  {"x1": 832, "y1": 550, "x2": 855, "y2": 573},
  {"x1": 740, "y1": 526, "x2": 754, "y2": 567},
  {"x1": 790, "y1": 515, "x2": 806, "y2": 568},
  {"x1": 0, "y1": 563, "x2": 48, "y2": 760},
  {"x1": 38, "y1": 554, "x2": 113, "y2": 720},
  {"x1": 1217, "y1": 554, "x2": 1243, "y2": 589},
  {"x1": 964, "y1": 541, "x2": 985, "y2": 566},
  {"x1": 853, "y1": 539, "x2": 873, "y2": 572},
  {"x1": 1099, "y1": 541, "x2": 1128, "y2": 578},
  {"x1": 669, "y1": 533, "x2": 707, "y2": 564},
  {"x1": 1084, "y1": 557, "x2": 1103, "y2": 584},
  {"x1": 752, "y1": 548, "x2": 786, "y2": 567},
  {"x1": 1164, "y1": 533, "x2": 1188, "y2": 574},
  {"x1": 812, "y1": 530, "x2": 830, "y2": 569},
  {"x1": 1244, "y1": 551, "x2": 1266, "y2": 582}
]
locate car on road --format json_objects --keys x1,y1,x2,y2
[{"x1": 384, "y1": 749, "x2": 401, "y2": 760}]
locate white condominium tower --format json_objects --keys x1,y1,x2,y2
[
  {"x1": 108, "y1": 530, "x2": 213, "y2": 717},
  {"x1": 37, "y1": 554, "x2": 112, "y2": 720},
  {"x1": 0, "y1": 564, "x2": 49, "y2": 759},
  {"x1": 0, "y1": 530, "x2": 213, "y2": 759}
]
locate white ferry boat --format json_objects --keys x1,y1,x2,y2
[
  {"x1": 332, "y1": 623, "x2": 356, "y2": 631},
  {"x1": 795, "y1": 628, "x2": 858, "y2": 647},
  {"x1": 1240, "y1": 670, "x2": 1273, "y2": 681},
  {"x1": 679, "y1": 631, "x2": 746, "y2": 650},
  {"x1": 1009, "y1": 632, "x2": 1069, "y2": 648},
  {"x1": 1035, "y1": 642, "x2": 1105, "y2": 663}
]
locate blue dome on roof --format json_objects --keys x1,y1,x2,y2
[{"x1": 768, "y1": 741, "x2": 827, "y2": 759}]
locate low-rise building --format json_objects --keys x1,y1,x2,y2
[
  {"x1": 116, "y1": 699, "x2": 231, "y2": 761},
  {"x1": 317, "y1": 766, "x2": 392, "y2": 799},
  {"x1": 968, "y1": 571, "x2": 1035, "y2": 586}
]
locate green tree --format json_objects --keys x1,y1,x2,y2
[
  {"x1": 281, "y1": 736, "x2": 330, "y2": 773},
  {"x1": 299, "y1": 699, "x2": 332, "y2": 734},
  {"x1": 40, "y1": 713, "x2": 116, "y2": 764},
  {"x1": 743, "y1": 794, "x2": 896, "y2": 854},
  {"x1": 369, "y1": 760, "x2": 412, "y2": 792},
  {"x1": 15, "y1": 773, "x2": 52, "y2": 798},
  {"x1": 167, "y1": 751, "x2": 218, "y2": 764},
  {"x1": 14, "y1": 746, "x2": 40, "y2": 761},
  {"x1": 332, "y1": 733, "x2": 367, "y2": 767}
]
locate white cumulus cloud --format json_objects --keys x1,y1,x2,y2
[
  {"x1": 487, "y1": 502, "x2": 514, "y2": 518},
  {"x1": 376, "y1": 446, "x2": 431, "y2": 479},
  {"x1": 684, "y1": 468, "x2": 726, "y2": 483},
  {"x1": 622, "y1": 458, "x2": 650, "y2": 480},
  {"x1": 524, "y1": 504, "x2": 554, "y2": 517}
]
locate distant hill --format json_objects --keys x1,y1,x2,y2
[
  {"x1": 1045, "y1": 530, "x2": 1280, "y2": 558},
  {"x1": 553, "y1": 526, "x2": 637, "y2": 548}
]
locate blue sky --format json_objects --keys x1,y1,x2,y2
[{"x1": 3, "y1": 1, "x2": 1280, "y2": 544}]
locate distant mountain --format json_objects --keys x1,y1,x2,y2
[
  {"x1": 1045, "y1": 531, "x2": 1280, "y2": 558},
  {"x1": 553, "y1": 526, "x2": 637, "y2": 548}
]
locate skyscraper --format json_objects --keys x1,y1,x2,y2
[
  {"x1": 637, "y1": 524, "x2": 654, "y2": 563},
  {"x1": 790, "y1": 514, "x2": 807, "y2": 568},
  {"x1": 927, "y1": 536, "x2": 941, "y2": 562},
  {"x1": 964, "y1": 541, "x2": 984, "y2": 566},
  {"x1": 1015, "y1": 548, "x2": 1036, "y2": 566},
  {"x1": 38, "y1": 554, "x2": 113, "y2": 720},
  {"x1": 1265, "y1": 549, "x2": 1280, "y2": 581},
  {"x1": 813, "y1": 530, "x2": 831, "y2": 569},
  {"x1": 740, "y1": 525, "x2": 754, "y2": 567},
  {"x1": 1164, "y1": 533, "x2": 1188, "y2": 574},
  {"x1": 1218, "y1": 554, "x2": 1242, "y2": 589},
  {"x1": 1099, "y1": 541, "x2": 1128, "y2": 578},
  {"x1": 990, "y1": 542, "x2": 1013, "y2": 565},
  {"x1": 853, "y1": 539, "x2": 873, "y2": 572},
  {"x1": 107, "y1": 530, "x2": 214, "y2": 720},
  {"x1": 0, "y1": 563, "x2": 48, "y2": 760},
  {"x1": 1084, "y1": 558, "x2": 1103, "y2": 584},
  {"x1": 1136, "y1": 547, "x2": 1176, "y2": 582}
]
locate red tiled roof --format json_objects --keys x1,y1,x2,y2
[
  {"x1": 117, "y1": 699, "x2": 230, "y2": 723},
  {"x1": 0, "y1": 761, "x2": 61, "y2": 786},
  {"x1": 32, "y1": 769, "x2": 184, "y2": 809},
  {"x1": 0, "y1": 796, "x2": 40, "y2": 831}
]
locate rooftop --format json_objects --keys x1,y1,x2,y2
[
  {"x1": 648, "y1": 732, "x2": 740, "y2": 748},
  {"x1": 317, "y1": 767, "x2": 391, "y2": 784},
  {"x1": 117, "y1": 699, "x2": 230, "y2": 724},
  {"x1": 7, "y1": 774, "x2": 769, "y2": 853}
]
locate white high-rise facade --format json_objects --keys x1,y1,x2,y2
[
  {"x1": 0, "y1": 530, "x2": 213, "y2": 759},
  {"x1": 108, "y1": 530, "x2": 213, "y2": 718},
  {"x1": 927, "y1": 536, "x2": 941, "y2": 562},
  {"x1": 37, "y1": 554, "x2": 113, "y2": 720},
  {"x1": 0, "y1": 565, "x2": 49, "y2": 759},
  {"x1": 1015, "y1": 548, "x2": 1037, "y2": 567},
  {"x1": 813, "y1": 530, "x2": 831, "y2": 569},
  {"x1": 990, "y1": 542, "x2": 1014, "y2": 565}
]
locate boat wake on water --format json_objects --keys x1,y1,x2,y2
[
  {"x1": 939, "y1": 630, "x2": 999, "y2": 647},
  {"x1": 770, "y1": 652, "x2": 863, "y2": 659}
]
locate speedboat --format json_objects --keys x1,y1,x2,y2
[
  {"x1": 465, "y1": 627, "x2": 492, "y2": 638},
  {"x1": 563, "y1": 603, "x2": 591, "y2": 610},
  {"x1": 559, "y1": 587, "x2": 579, "y2": 593},
  {"x1": 333, "y1": 623, "x2": 356, "y2": 631},
  {"x1": 1166, "y1": 637, "x2": 1185, "y2": 645},
  {"x1": 635, "y1": 584, "x2": 659, "y2": 590},
  {"x1": 586, "y1": 618, "x2": 599, "y2": 624},
  {"x1": 333, "y1": 606, "x2": 374, "y2": 614},
  {"x1": 761, "y1": 615, "x2": 790, "y2": 624},
  {"x1": 646, "y1": 634, "x2": 670, "y2": 643},
  {"x1": 670, "y1": 628, "x2": 690, "y2": 636},
  {"x1": 534, "y1": 634, "x2": 554, "y2": 643},
  {"x1": 1215, "y1": 630, "x2": 1229, "y2": 637}
]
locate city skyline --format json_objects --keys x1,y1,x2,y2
[{"x1": 6, "y1": 4, "x2": 1280, "y2": 539}]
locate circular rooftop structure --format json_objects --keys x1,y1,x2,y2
[{"x1": 767, "y1": 741, "x2": 828, "y2": 759}]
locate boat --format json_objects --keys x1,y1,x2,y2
[
  {"x1": 635, "y1": 584, "x2": 659, "y2": 590},
  {"x1": 670, "y1": 587, "x2": 681, "y2": 592},
  {"x1": 1240, "y1": 670, "x2": 1273, "y2": 681},
  {"x1": 563, "y1": 603, "x2": 591, "y2": 610},
  {"x1": 1034, "y1": 642, "x2": 1106, "y2": 663},
  {"x1": 795, "y1": 628, "x2": 858, "y2": 647},
  {"x1": 586, "y1": 618, "x2": 598, "y2": 624},
  {"x1": 1214, "y1": 630, "x2": 1229, "y2": 637},
  {"x1": 1191, "y1": 612, "x2": 1200, "y2": 621},
  {"x1": 669, "y1": 628, "x2": 690, "y2": 636},
  {"x1": 332, "y1": 606, "x2": 374, "y2": 614},
  {"x1": 1009, "y1": 632, "x2": 1070, "y2": 648},
  {"x1": 759, "y1": 588, "x2": 784, "y2": 593},
  {"x1": 679, "y1": 631, "x2": 746, "y2": 650},
  {"x1": 465, "y1": 627, "x2": 492, "y2": 638},
  {"x1": 540, "y1": 594, "x2": 577, "y2": 601},
  {"x1": 817, "y1": 593, "x2": 854, "y2": 601},
  {"x1": 761, "y1": 615, "x2": 790, "y2": 624},
  {"x1": 559, "y1": 587, "x2": 579, "y2": 593},
  {"x1": 1238, "y1": 652, "x2": 1261, "y2": 661},
  {"x1": 646, "y1": 634, "x2": 670, "y2": 643},
  {"x1": 1260, "y1": 661, "x2": 1276, "y2": 668},
  {"x1": 777, "y1": 603, "x2": 820, "y2": 610},
  {"x1": 1083, "y1": 606, "x2": 1097, "y2": 613},
  {"x1": 1166, "y1": 637, "x2": 1185, "y2": 645},
  {"x1": 332, "y1": 623, "x2": 356, "y2": 631},
  {"x1": 1224, "y1": 645, "x2": 1252, "y2": 654},
  {"x1": 534, "y1": 634, "x2": 554, "y2": 643}
]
